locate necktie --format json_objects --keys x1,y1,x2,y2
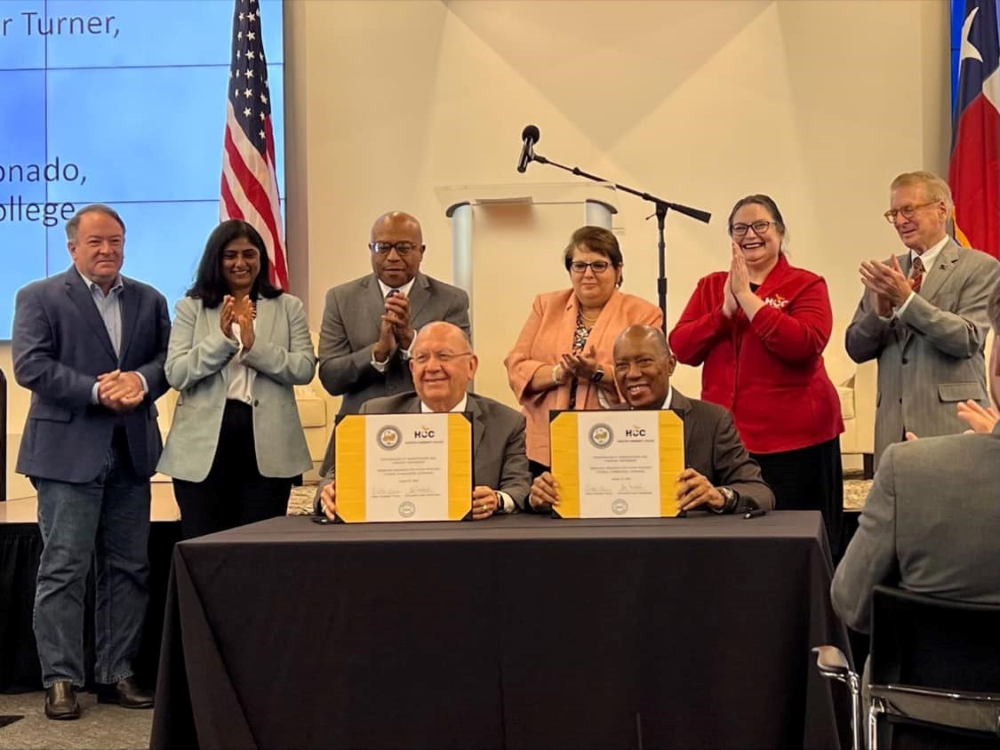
[{"x1": 909, "y1": 256, "x2": 924, "y2": 294}]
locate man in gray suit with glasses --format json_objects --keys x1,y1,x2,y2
[
  {"x1": 317, "y1": 211, "x2": 471, "y2": 475},
  {"x1": 833, "y1": 282, "x2": 1000, "y2": 632},
  {"x1": 846, "y1": 170, "x2": 1000, "y2": 468}
]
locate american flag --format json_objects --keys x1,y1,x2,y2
[{"x1": 221, "y1": 0, "x2": 288, "y2": 288}]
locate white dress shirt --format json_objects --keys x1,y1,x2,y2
[
  {"x1": 225, "y1": 320, "x2": 257, "y2": 404},
  {"x1": 419, "y1": 394, "x2": 516, "y2": 514}
]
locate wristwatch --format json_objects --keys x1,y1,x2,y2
[
  {"x1": 717, "y1": 486, "x2": 736, "y2": 513},
  {"x1": 590, "y1": 367, "x2": 605, "y2": 384}
]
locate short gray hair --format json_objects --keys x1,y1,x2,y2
[
  {"x1": 890, "y1": 171, "x2": 954, "y2": 211},
  {"x1": 65, "y1": 204, "x2": 126, "y2": 242}
]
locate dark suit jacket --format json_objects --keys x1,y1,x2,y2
[
  {"x1": 617, "y1": 389, "x2": 774, "y2": 513},
  {"x1": 13, "y1": 267, "x2": 171, "y2": 483},
  {"x1": 317, "y1": 272, "x2": 470, "y2": 416},
  {"x1": 317, "y1": 391, "x2": 531, "y2": 512},
  {"x1": 832, "y1": 424, "x2": 1000, "y2": 633}
]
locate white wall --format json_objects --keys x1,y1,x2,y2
[{"x1": 3, "y1": 0, "x2": 951, "y2": 495}]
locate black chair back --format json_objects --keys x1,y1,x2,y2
[{"x1": 870, "y1": 585, "x2": 1000, "y2": 748}]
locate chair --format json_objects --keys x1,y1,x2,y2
[
  {"x1": 837, "y1": 359, "x2": 877, "y2": 478},
  {"x1": 813, "y1": 586, "x2": 1000, "y2": 749}
]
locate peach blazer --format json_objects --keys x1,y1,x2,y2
[{"x1": 504, "y1": 288, "x2": 663, "y2": 465}]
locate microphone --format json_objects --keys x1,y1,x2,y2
[{"x1": 516, "y1": 125, "x2": 540, "y2": 173}]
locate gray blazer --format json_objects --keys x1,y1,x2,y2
[
  {"x1": 317, "y1": 391, "x2": 531, "y2": 511},
  {"x1": 317, "y1": 272, "x2": 470, "y2": 417},
  {"x1": 832, "y1": 424, "x2": 1000, "y2": 633},
  {"x1": 157, "y1": 294, "x2": 316, "y2": 482},
  {"x1": 845, "y1": 239, "x2": 1000, "y2": 466}
]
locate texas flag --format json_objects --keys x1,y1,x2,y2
[{"x1": 949, "y1": 0, "x2": 1000, "y2": 258}]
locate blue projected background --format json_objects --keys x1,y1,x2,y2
[{"x1": 0, "y1": 0, "x2": 285, "y2": 338}]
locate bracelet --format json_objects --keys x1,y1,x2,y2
[{"x1": 552, "y1": 363, "x2": 564, "y2": 385}]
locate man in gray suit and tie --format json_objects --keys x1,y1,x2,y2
[
  {"x1": 832, "y1": 283, "x2": 1000, "y2": 631},
  {"x1": 317, "y1": 322, "x2": 530, "y2": 520},
  {"x1": 13, "y1": 205, "x2": 170, "y2": 719},
  {"x1": 318, "y1": 211, "x2": 471, "y2": 475},
  {"x1": 846, "y1": 170, "x2": 1000, "y2": 467},
  {"x1": 318, "y1": 211, "x2": 470, "y2": 413}
]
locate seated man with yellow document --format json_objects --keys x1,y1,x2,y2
[
  {"x1": 530, "y1": 325, "x2": 774, "y2": 516},
  {"x1": 316, "y1": 322, "x2": 530, "y2": 521}
]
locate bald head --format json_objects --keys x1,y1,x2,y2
[
  {"x1": 369, "y1": 211, "x2": 425, "y2": 288},
  {"x1": 410, "y1": 322, "x2": 477, "y2": 412},
  {"x1": 613, "y1": 325, "x2": 676, "y2": 410}
]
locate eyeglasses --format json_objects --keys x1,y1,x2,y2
[
  {"x1": 883, "y1": 202, "x2": 938, "y2": 224},
  {"x1": 411, "y1": 351, "x2": 473, "y2": 366},
  {"x1": 569, "y1": 260, "x2": 612, "y2": 275},
  {"x1": 369, "y1": 241, "x2": 422, "y2": 256},
  {"x1": 730, "y1": 221, "x2": 776, "y2": 238}
]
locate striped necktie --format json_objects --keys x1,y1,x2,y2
[{"x1": 909, "y1": 256, "x2": 924, "y2": 294}]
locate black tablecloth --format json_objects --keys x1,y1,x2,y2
[{"x1": 151, "y1": 512, "x2": 852, "y2": 750}]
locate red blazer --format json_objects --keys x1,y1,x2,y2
[{"x1": 668, "y1": 254, "x2": 843, "y2": 454}]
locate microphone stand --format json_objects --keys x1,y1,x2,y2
[{"x1": 530, "y1": 150, "x2": 711, "y2": 332}]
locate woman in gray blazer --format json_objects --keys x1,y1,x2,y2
[{"x1": 158, "y1": 220, "x2": 316, "y2": 538}]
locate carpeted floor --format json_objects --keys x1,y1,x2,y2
[
  {"x1": 843, "y1": 470, "x2": 873, "y2": 511},
  {"x1": 0, "y1": 692, "x2": 152, "y2": 749}
]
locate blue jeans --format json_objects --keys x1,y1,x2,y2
[{"x1": 33, "y1": 436, "x2": 151, "y2": 688}]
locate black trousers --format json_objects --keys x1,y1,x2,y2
[
  {"x1": 173, "y1": 401, "x2": 292, "y2": 540},
  {"x1": 751, "y1": 435, "x2": 844, "y2": 559}
]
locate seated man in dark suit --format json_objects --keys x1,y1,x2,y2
[
  {"x1": 831, "y1": 281, "x2": 1000, "y2": 633},
  {"x1": 317, "y1": 322, "x2": 530, "y2": 520},
  {"x1": 529, "y1": 325, "x2": 773, "y2": 514}
]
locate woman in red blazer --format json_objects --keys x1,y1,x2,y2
[
  {"x1": 506, "y1": 226, "x2": 662, "y2": 475},
  {"x1": 669, "y1": 195, "x2": 844, "y2": 552}
]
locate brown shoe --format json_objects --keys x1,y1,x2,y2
[
  {"x1": 96, "y1": 676, "x2": 154, "y2": 709},
  {"x1": 44, "y1": 681, "x2": 80, "y2": 720}
]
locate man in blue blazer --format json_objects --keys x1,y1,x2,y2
[{"x1": 13, "y1": 204, "x2": 170, "y2": 720}]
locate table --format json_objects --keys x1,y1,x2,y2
[{"x1": 151, "y1": 512, "x2": 852, "y2": 749}]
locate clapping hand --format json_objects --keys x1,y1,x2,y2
[
  {"x1": 561, "y1": 345, "x2": 601, "y2": 381},
  {"x1": 221, "y1": 296, "x2": 236, "y2": 339},
  {"x1": 860, "y1": 256, "x2": 910, "y2": 309},
  {"x1": 233, "y1": 296, "x2": 256, "y2": 351},
  {"x1": 957, "y1": 399, "x2": 1000, "y2": 434},
  {"x1": 384, "y1": 292, "x2": 415, "y2": 350}
]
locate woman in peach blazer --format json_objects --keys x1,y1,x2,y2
[{"x1": 505, "y1": 226, "x2": 663, "y2": 474}]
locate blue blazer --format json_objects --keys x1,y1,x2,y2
[
  {"x1": 157, "y1": 293, "x2": 316, "y2": 482},
  {"x1": 13, "y1": 267, "x2": 171, "y2": 483}
]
